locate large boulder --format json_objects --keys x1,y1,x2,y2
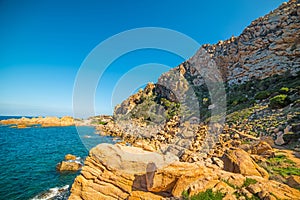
[
  {"x1": 251, "y1": 141, "x2": 275, "y2": 158},
  {"x1": 69, "y1": 144, "x2": 178, "y2": 200},
  {"x1": 221, "y1": 149, "x2": 269, "y2": 178},
  {"x1": 69, "y1": 144, "x2": 300, "y2": 200}
]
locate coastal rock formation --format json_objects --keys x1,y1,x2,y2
[
  {"x1": 70, "y1": 1, "x2": 300, "y2": 199},
  {"x1": 69, "y1": 144, "x2": 300, "y2": 199},
  {"x1": 56, "y1": 154, "x2": 82, "y2": 172},
  {"x1": 65, "y1": 154, "x2": 77, "y2": 161},
  {"x1": 0, "y1": 116, "x2": 77, "y2": 128},
  {"x1": 109, "y1": 0, "x2": 300, "y2": 160},
  {"x1": 56, "y1": 161, "x2": 82, "y2": 172},
  {"x1": 114, "y1": 0, "x2": 300, "y2": 118},
  {"x1": 69, "y1": 144, "x2": 178, "y2": 200},
  {"x1": 202, "y1": 0, "x2": 300, "y2": 85}
]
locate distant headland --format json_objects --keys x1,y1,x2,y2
[{"x1": 0, "y1": 116, "x2": 86, "y2": 128}]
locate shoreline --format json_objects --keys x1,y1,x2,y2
[{"x1": 0, "y1": 116, "x2": 92, "y2": 128}]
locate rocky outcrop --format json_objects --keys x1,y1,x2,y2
[
  {"x1": 70, "y1": 1, "x2": 300, "y2": 199},
  {"x1": 69, "y1": 144, "x2": 300, "y2": 200},
  {"x1": 221, "y1": 149, "x2": 269, "y2": 178},
  {"x1": 56, "y1": 161, "x2": 82, "y2": 172},
  {"x1": 56, "y1": 154, "x2": 82, "y2": 172},
  {"x1": 0, "y1": 116, "x2": 78, "y2": 128},
  {"x1": 202, "y1": 0, "x2": 300, "y2": 85},
  {"x1": 69, "y1": 144, "x2": 178, "y2": 200},
  {"x1": 114, "y1": 0, "x2": 300, "y2": 118}
]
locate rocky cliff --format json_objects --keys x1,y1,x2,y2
[
  {"x1": 70, "y1": 1, "x2": 300, "y2": 199},
  {"x1": 114, "y1": 0, "x2": 300, "y2": 117},
  {"x1": 203, "y1": 0, "x2": 300, "y2": 85}
]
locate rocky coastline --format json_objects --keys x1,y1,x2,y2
[
  {"x1": 68, "y1": 1, "x2": 300, "y2": 199},
  {"x1": 0, "y1": 116, "x2": 89, "y2": 128},
  {"x1": 6, "y1": 0, "x2": 297, "y2": 199}
]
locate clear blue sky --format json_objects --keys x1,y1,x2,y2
[{"x1": 0, "y1": 0, "x2": 286, "y2": 117}]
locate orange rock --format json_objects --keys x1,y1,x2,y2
[
  {"x1": 128, "y1": 191, "x2": 164, "y2": 200},
  {"x1": 65, "y1": 154, "x2": 77, "y2": 161},
  {"x1": 56, "y1": 161, "x2": 81, "y2": 172},
  {"x1": 222, "y1": 149, "x2": 269, "y2": 178}
]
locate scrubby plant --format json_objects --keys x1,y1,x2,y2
[
  {"x1": 254, "y1": 91, "x2": 271, "y2": 100},
  {"x1": 272, "y1": 167, "x2": 300, "y2": 177},
  {"x1": 229, "y1": 95, "x2": 248, "y2": 106},
  {"x1": 99, "y1": 121, "x2": 108, "y2": 125},
  {"x1": 269, "y1": 94, "x2": 291, "y2": 109},
  {"x1": 279, "y1": 87, "x2": 289, "y2": 94},
  {"x1": 267, "y1": 154, "x2": 295, "y2": 165},
  {"x1": 182, "y1": 189, "x2": 224, "y2": 200},
  {"x1": 160, "y1": 98, "x2": 180, "y2": 120},
  {"x1": 243, "y1": 178, "x2": 257, "y2": 187}
]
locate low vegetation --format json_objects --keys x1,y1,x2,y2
[
  {"x1": 243, "y1": 178, "x2": 258, "y2": 187},
  {"x1": 99, "y1": 121, "x2": 108, "y2": 125},
  {"x1": 269, "y1": 94, "x2": 291, "y2": 109},
  {"x1": 254, "y1": 91, "x2": 270, "y2": 100},
  {"x1": 182, "y1": 189, "x2": 225, "y2": 200},
  {"x1": 264, "y1": 153, "x2": 299, "y2": 179}
]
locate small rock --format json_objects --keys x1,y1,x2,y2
[
  {"x1": 247, "y1": 183, "x2": 261, "y2": 194},
  {"x1": 240, "y1": 188, "x2": 253, "y2": 199},
  {"x1": 65, "y1": 154, "x2": 77, "y2": 161},
  {"x1": 287, "y1": 175, "x2": 300, "y2": 188},
  {"x1": 233, "y1": 133, "x2": 240, "y2": 139},
  {"x1": 251, "y1": 141, "x2": 274, "y2": 158},
  {"x1": 212, "y1": 157, "x2": 224, "y2": 169},
  {"x1": 275, "y1": 132, "x2": 285, "y2": 145},
  {"x1": 56, "y1": 161, "x2": 82, "y2": 172},
  {"x1": 258, "y1": 190, "x2": 269, "y2": 199}
]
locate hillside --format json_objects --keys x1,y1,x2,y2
[{"x1": 69, "y1": 1, "x2": 300, "y2": 199}]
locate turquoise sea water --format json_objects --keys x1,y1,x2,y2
[{"x1": 0, "y1": 116, "x2": 114, "y2": 200}]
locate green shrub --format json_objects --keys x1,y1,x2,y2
[
  {"x1": 99, "y1": 121, "x2": 108, "y2": 125},
  {"x1": 243, "y1": 178, "x2": 257, "y2": 187},
  {"x1": 269, "y1": 94, "x2": 291, "y2": 109},
  {"x1": 182, "y1": 190, "x2": 189, "y2": 199},
  {"x1": 272, "y1": 167, "x2": 300, "y2": 177},
  {"x1": 267, "y1": 154, "x2": 295, "y2": 165},
  {"x1": 254, "y1": 91, "x2": 270, "y2": 100},
  {"x1": 279, "y1": 87, "x2": 289, "y2": 94},
  {"x1": 182, "y1": 189, "x2": 225, "y2": 200},
  {"x1": 230, "y1": 95, "x2": 248, "y2": 106}
]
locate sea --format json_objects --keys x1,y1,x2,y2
[{"x1": 0, "y1": 116, "x2": 115, "y2": 200}]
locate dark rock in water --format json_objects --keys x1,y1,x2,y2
[{"x1": 31, "y1": 185, "x2": 69, "y2": 200}]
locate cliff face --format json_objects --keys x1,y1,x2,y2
[
  {"x1": 114, "y1": 0, "x2": 300, "y2": 117},
  {"x1": 202, "y1": 0, "x2": 299, "y2": 85}
]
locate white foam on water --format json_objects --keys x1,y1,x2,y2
[{"x1": 31, "y1": 185, "x2": 69, "y2": 200}]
